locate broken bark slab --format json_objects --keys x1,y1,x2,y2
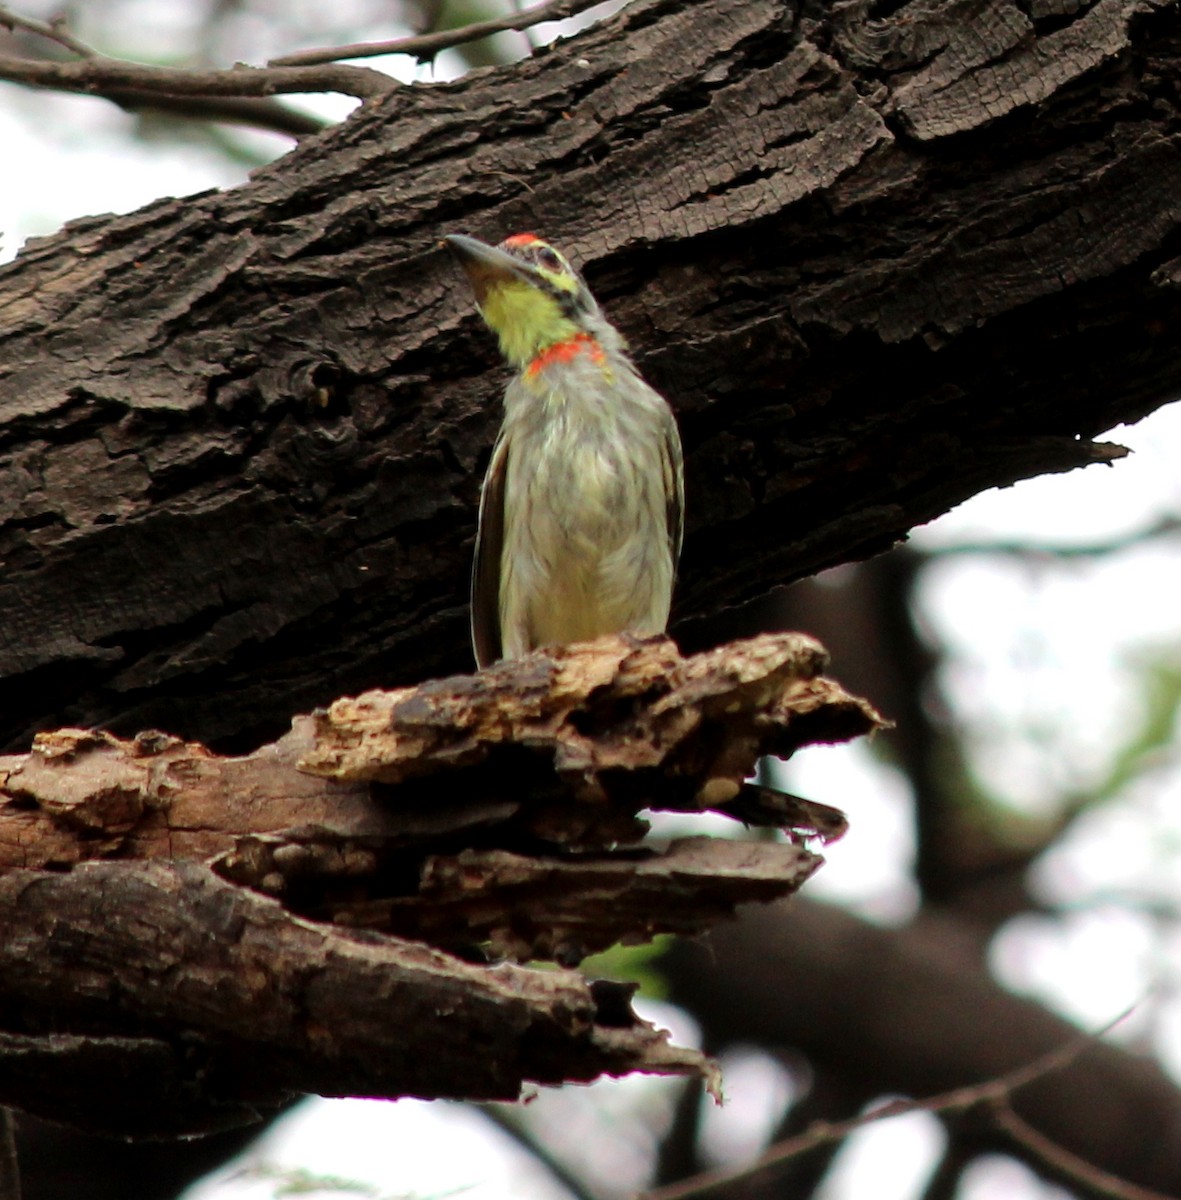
[
  {"x1": 0, "y1": 859, "x2": 715, "y2": 1136},
  {"x1": 0, "y1": 632, "x2": 880, "y2": 1133},
  {"x1": 0, "y1": 634, "x2": 875, "y2": 958},
  {"x1": 312, "y1": 837, "x2": 821, "y2": 962},
  {"x1": 301, "y1": 632, "x2": 877, "y2": 842}
]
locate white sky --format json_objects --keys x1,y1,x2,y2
[{"x1": 3, "y1": 8, "x2": 1180, "y2": 1200}]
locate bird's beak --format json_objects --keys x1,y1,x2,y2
[{"x1": 444, "y1": 234, "x2": 533, "y2": 304}]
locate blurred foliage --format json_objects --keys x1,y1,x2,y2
[
  {"x1": 1092, "y1": 652, "x2": 1181, "y2": 806},
  {"x1": 580, "y1": 935, "x2": 674, "y2": 1000}
]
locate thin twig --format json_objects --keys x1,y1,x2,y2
[
  {"x1": 0, "y1": 5, "x2": 96, "y2": 57},
  {"x1": 639, "y1": 1006, "x2": 1137, "y2": 1200},
  {"x1": 479, "y1": 1104, "x2": 599, "y2": 1200},
  {"x1": 269, "y1": 0, "x2": 612, "y2": 67},
  {"x1": 992, "y1": 1101, "x2": 1175, "y2": 1200},
  {"x1": 0, "y1": 4, "x2": 393, "y2": 103}
]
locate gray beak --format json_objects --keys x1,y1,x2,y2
[{"x1": 443, "y1": 234, "x2": 533, "y2": 304}]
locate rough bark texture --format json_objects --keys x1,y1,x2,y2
[
  {"x1": 0, "y1": 633, "x2": 875, "y2": 1134},
  {"x1": 4, "y1": 0, "x2": 1181, "y2": 750},
  {"x1": 0, "y1": 858, "x2": 709, "y2": 1137}
]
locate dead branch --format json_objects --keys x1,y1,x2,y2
[
  {"x1": 990, "y1": 1102, "x2": 1174, "y2": 1200},
  {"x1": 0, "y1": 633, "x2": 880, "y2": 1135}
]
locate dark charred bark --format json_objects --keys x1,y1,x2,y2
[{"x1": 4, "y1": 0, "x2": 1180, "y2": 750}]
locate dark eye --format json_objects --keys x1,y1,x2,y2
[{"x1": 537, "y1": 247, "x2": 563, "y2": 271}]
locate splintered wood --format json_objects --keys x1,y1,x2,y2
[
  {"x1": 302, "y1": 632, "x2": 877, "y2": 826},
  {"x1": 285, "y1": 633, "x2": 882, "y2": 958},
  {"x1": 0, "y1": 633, "x2": 883, "y2": 965},
  {"x1": 0, "y1": 632, "x2": 882, "y2": 1132}
]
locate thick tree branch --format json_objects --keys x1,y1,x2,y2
[
  {"x1": 3, "y1": 0, "x2": 1178, "y2": 750},
  {"x1": 0, "y1": 859, "x2": 712, "y2": 1136}
]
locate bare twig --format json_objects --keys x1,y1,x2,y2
[
  {"x1": 0, "y1": 51, "x2": 391, "y2": 101},
  {"x1": 269, "y1": 0, "x2": 612, "y2": 67},
  {"x1": 640, "y1": 1007, "x2": 1138, "y2": 1200},
  {"x1": 0, "y1": 5, "x2": 393, "y2": 104},
  {"x1": 479, "y1": 1104, "x2": 599, "y2": 1200},
  {"x1": 0, "y1": 5, "x2": 95, "y2": 57},
  {"x1": 992, "y1": 1102, "x2": 1175, "y2": 1200}
]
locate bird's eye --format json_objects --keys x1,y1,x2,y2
[{"x1": 537, "y1": 247, "x2": 563, "y2": 272}]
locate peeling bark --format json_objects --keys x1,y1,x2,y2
[{"x1": 0, "y1": 633, "x2": 877, "y2": 1133}]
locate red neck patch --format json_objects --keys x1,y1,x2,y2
[{"x1": 525, "y1": 332, "x2": 605, "y2": 378}]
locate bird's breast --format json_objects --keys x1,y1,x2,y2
[{"x1": 497, "y1": 361, "x2": 674, "y2": 653}]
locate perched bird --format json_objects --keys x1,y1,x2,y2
[{"x1": 445, "y1": 232, "x2": 684, "y2": 669}]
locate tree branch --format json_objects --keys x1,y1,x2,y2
[
  {"x1": 3, "y1": 0, "x2": 1177, "y2": 750},
  {"x1": 640, "y1": 1007, "x2": 1138, "y2": 1200},
  {"x1": 662, "y1": 902, "x2": 1181, "y2": 1196},
  {"x1": 0, "y1": 0, "x2": 615, "y2": 112},
  {"x1": 0, "y1": 5, "x2": 332, "y2": 134},
  {"x1": 269, "y1": 0, "x2": 612, "y2": 67},
  {"x1": 991, "y1": 1102, "x2": 1175, "y2": 1200},
  {"x1": 0, "y1": 5, "x2": 95, "y2": 58},
  {"x1": 0, "y1": 633, "x2": 878, "y2": 1134},
  {"x1": 0, "y1": 50, "x2": 392, "y2": 101},
  {"x1": 0, "y1": 859, "x2": 716, "y2": 1136}
]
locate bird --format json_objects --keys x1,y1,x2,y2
[{"x1": 444, "y1": 232, "x2": 684, "y2": 669}]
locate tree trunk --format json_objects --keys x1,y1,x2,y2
[{"x1": 4, "y1": 0, "x2": 1179, "y2": 750}]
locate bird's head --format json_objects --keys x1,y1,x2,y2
[{"x1": 444, "y1": 233, "x2": 612, "y2": 370}]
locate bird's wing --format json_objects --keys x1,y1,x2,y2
[
  {"x1": 662, "y1": 411, "x2": 685, "y2": 569},
  {"x1": 471, "y1": 427, "x2": 509, "y2": 669}
]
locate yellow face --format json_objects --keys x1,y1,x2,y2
[
  {"x1": 479, "y1": 277, "x2": 579, "y2": 368},
  {"x1": 446, "y1": 233, "x2": 588, "y2": 369}
]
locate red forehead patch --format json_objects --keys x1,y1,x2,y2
[{"x1": 503, "y1": 233, "x2": 541, "y2": 248}]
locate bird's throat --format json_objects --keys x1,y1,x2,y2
[
  {"x1": 480, "y1": 280, "x2": 581, "y2": 368},
  {"x1": 525, "y1": 333, "x2": 606, "y2": 379}
]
